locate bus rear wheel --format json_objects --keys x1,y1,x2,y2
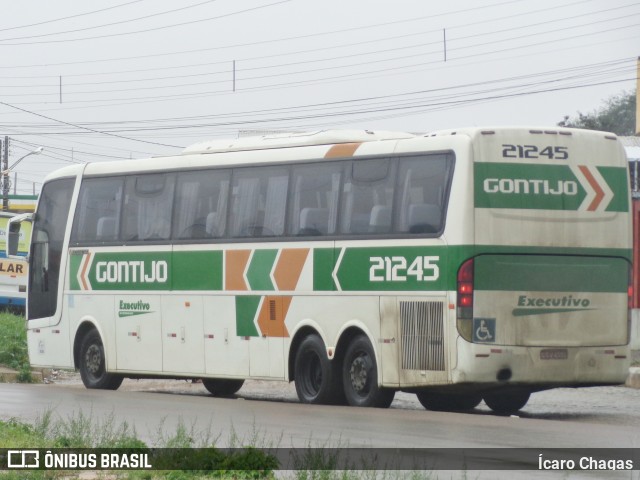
[
  {"x1": 483, "y1": 390, "x2": 530, "y2": 414},
  {"x1": 416, "y1": 392, "x2": 482, "y2": 412},
  {"x1": 79, "y1": 330, "x2": 123, "y2": 390},
  {"x1": 342, "y1": 335, "x2": 395, "y2": 408},
  {"x1": 202, "y1": 378, "x2": 245, "y2": 397},
  {"x1": 294, "y1": 334, "x2": 343, "y2": 405}
]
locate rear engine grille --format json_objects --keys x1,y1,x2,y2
[{"x1": 400, "y1": 301, "x2": 445, "y2": 371}]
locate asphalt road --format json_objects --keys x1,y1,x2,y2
[
  {"x1": 3, "y1": 379, "x2": 640, "y2": 478},
  {"x1": 2, "y1": 379, "x2": 640, "y2": 447}
]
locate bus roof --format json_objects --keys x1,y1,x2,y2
[
  {"x1": 422, "y1": 125, "x2": 618, "y2": 140},
  {"x1": 182, "y1": 129, "x2": 415, "y2": 154},
  {"x1": 42, "y1": 126, "x2": 626, "y2": 184}
]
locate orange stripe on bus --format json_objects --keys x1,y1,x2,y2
[
  {"x1": 324, "y1": 142, "x2": 362, "y2": 158},
  {"x1": 225, "y1": 250, "x2": 251, "y2": 291},
  {"x1": 273, "y1": 248, "x2": 309, "y2": 291},
  {"x1": 578, "y1": 165, "x2": 605, "y2": 211},
  {"x1": 257, "y1": 296, "x2": 290, "y2": 338}
]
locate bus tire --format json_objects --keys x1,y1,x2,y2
[
  {"x1": 294, "y1": 334, "x2": 342, "y2": 405},
  {"x1": 202, "y1": 378, "x2": 245, "y2": 397},
  {"x1": 79, "y1": 330, "x2": 123, "y2": 390},
  {"x1": 416, "y1": 392, "x2": 482, "y2": 411},
  {"x1": 342, "y1": 335, "x2": 395, "y2": 408},
  {"x1": 483, "y1": 390, "x2": 530, "y2": 414}
]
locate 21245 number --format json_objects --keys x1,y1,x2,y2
[
  {"x1": 502, "y1": 144, "x2": 568, "y2": 160},
  {"x1": 369, "y1": 256, "x2": 439, "y2": 282}
]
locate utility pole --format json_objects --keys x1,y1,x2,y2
[{"x1": 2, "y1": 136, "x2": 8, "y2": 211}]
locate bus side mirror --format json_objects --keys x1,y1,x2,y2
[{"x1": 6, "y1": 213, "x2": 32, "y2": 258}]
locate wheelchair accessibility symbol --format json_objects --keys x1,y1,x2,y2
[{"x1": 473, "y1": 318, "x2": 496, "y2": 343}]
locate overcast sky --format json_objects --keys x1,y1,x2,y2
[{"x1": 1, "y1": 0, "x2": 638, "y2": 194}]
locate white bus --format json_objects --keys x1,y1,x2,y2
[{"x1": 8, "y1": 127, "x2": 632, "y2": 413}]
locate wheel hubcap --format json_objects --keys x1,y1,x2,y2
[
  {"x1": 85, "y1": 345, "x2": 101, "y2": 375},
  {"x1": 350, "y1": 355, "x2": 369, "y2": 393}
]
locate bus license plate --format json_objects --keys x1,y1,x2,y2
[{"x1": 540, "y1": 349, "x2": 568, "y2": 360}]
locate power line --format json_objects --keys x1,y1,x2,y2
[
  {"x1": 0, "y1": 100, "x2": 184, "y2": 148},
  {"x1": 28, "y1": 58, "x2": 634, "y2": 128},
  {"x1": 4, "y1": 63, "x2": 633, "y2": 135},
  {"x1": 0, "y1": 0, "x2": 537, "y2": 67},
  {"x1": 0, "y1": 0, "x2": 291, "y2": 46},
  {"x1": 0, "y1": 0, "x2": 615, "y2": 84},
  {"x1": 0, "y1": 0, "x2": 219, "y2": 42},
  {"x1": 0, "y1": 0, "x2": 145, "y2": 34},
  {"x1": 0, "y1": 14, "x2": 636, "y2": 104},
  {"x1": 11, "y1": 138, "x2": 132, "y2": 160}
]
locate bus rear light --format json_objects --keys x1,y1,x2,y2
[
  {"x1": 456, "y1": 258, "x2": 474, "y2": 342},
  {"x1": 457, "y1": 258, "x2": 474, "y2": 316},
  {"x1": 459, "y1": 296, "x2": 473, "y2": 307}
]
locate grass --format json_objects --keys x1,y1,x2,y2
[
  {"x1": 0, "y1": 413, "x2": 441, "y2": 479},
  {"x1": 0, "y1": 311, "x2": 31, "y2": 382},
  {"x1": 0, "y1": 412, "x2": 278, "y2": 479}
]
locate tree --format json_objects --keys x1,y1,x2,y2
[{"x1": 558, "y1": 90, "x2": 636, "y2": 136}]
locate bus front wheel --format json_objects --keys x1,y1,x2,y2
[
  {"x1": 342, "y1": 335, "x2": 395, "y2": 408},
  {"x1": 483, "y1": 390, "x2": 530, "y2": 414},
  {"x1": 294, "y1": 334, "x2": 343, "y2": 405},
  {"x1": 78, "y1": 330, "x2": 123, "y2": 390},
  {"x1": 202, "y1": 378, "x2": 245, "y2": 397}
]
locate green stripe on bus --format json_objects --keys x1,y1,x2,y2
[
  {"x1": 246, "y1": 249, "x2": 277, "y2": 291},
  {"x1": 69, "y1": 245, "x2": 631, "y2": 293},
  {"x1": 173, "y1": 251, "x2": 222, "y2": 291},
  {"x1": 474, "y1": 163, "x2": 628, "y2": 212},
  {"x1": 313, "y1": 248, "x2": 337, "y2": 291},
  {"x1": 474, "y1": 254, "x2": 629, "y2": 293},
  {"x1": 235, "y1": 296, "x2": 260, "y2": 337},
  {"x1": 598, "y1": 166, "x2": 630, "y2": 213},
  {"x1": 69, "y1": 254, "x2": 82, "y2": 291}
]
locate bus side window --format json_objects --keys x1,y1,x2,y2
[
  {"x1": 230, "y1": 166, "x2": 288, "y2": 238},
  {"x1": 173, "y1": 169, "x2": 230, "y2": 240},
  {"x1": 71, "y1": 177, "x2": 124, "y2": 244},
  {"x1": 288, "y1": 162, "x2": 342, "y2": 236},
  {"x1": 122, "y1": 174, "x2": 175, "y2": 242},
  {"x1": 340, "y1": 158, "x2": 394, "y2": 235},
  {"x1": 396, "y1": 155, "x2": 452, "y2": 235}
]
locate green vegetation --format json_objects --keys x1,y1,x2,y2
[
  {"x1": 0, "y1": 311, "x2": 31, "y2": 382},
  {"x1": 558, "y1": 89, "x2": 636, "y2": 136},
  {"x1": 0, "y1": 412, "x2": 278, "y2": 479},
  {"x1": 0, "y1": 413, "x2": 434, "y2": 479}
]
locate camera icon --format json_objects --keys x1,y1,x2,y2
[{"x1": 7, "y1": 450, "x2": 39, "y2": 469}]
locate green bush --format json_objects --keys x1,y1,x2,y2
[{"x1": 0, "y1": 311, "x2": 32, "y2": 382}]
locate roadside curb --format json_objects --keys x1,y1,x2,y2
[{"x1": 0, "y1": 365, "x2": 45, "y2": 383}]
